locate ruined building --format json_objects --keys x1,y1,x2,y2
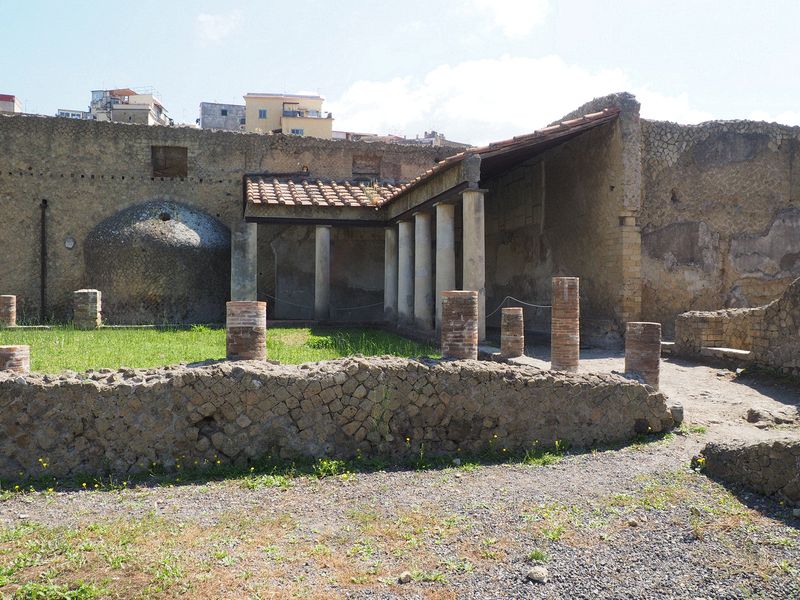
[{"x1": 1, "y1": 92, "x2": 798, "y2": 345}]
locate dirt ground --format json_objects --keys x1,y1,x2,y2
[{"x1": 0, "y1": 350, "x2": 798, "y2": 599}]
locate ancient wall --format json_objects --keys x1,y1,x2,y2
[
  {"x1": 640, "y1": 119, "x2": 800, "y2": 336},
  {"x1": 0, "y1": 114, "x2": 450, "y2": 322},
  {"x1": 485, "y1": 120, "x2": 632, "y2": 345},
  {"x1": 0, "y1": 357, "x2": 675, "y2": 480},
  {"x1": 674, "y1": 277, "x2": 800, "y2": 375},
  {"x1": 702, "y1": 437, "x2": 800, "y2": 505}
]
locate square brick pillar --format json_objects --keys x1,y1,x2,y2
[
  {"x1": 0, "y1": 345, "x2": 29, "y2": 373},
  {"x1": 440, "y1": 290, "x2": 479, "y2": 360},
  {"x1": 462, "y1": 189, "x2": 486, "y2": 341},
  {"x1": 397, "y1": 220, "x2": 414, "y2": 328},
  {"x1": 0, "y1": 295, "x2": 16, "y2": 327},
  {"x1": 551, "y1": 277, "x2": 579, "y2": 372},
  {"x1": 500, "y1": 307, "x2": 525, "y2": 358},
  {"x1": 413, "y1": 211, "x2": 434, "y2": 331},
  {"x1": 73, "y1": 289, "x2": 102, "y2": 329},
  {"x1": 314, "y1": 225, "x2": 331, "y2": 321},
  {"x1": 625, "y1": 322, "x2": 661, "y2": 389}
]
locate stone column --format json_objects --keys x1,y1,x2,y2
[
  {"x1": 462, "y1": 189, "x2": 486, "y2": 341},
  {"x1": 551, "y1": 277, "x2": 579, "y2": 372},
  {"x1": 73, "y1": 289, "x2": 101, "y2": 329},
  {"x1": 397, "y1": 220, "x2": 414, "y2": 327},
  {"x1": 384, "y1": 227, "x2": 398, "y2": 322},
  {"x1": 226, "y1": 300, "x2": 267, "y2": 360},
  {"x1": 500, "y1": 307, "x2": 525, "y2": 358},
  {"x1": 231, "y1": 220, "x2": 258, "y2": 301},
  {"x1": 441, "y1": 290, "x2": 479, "y2": 360},
  {"x1": 435, "y1": 202, "x2": 456, "y2": 331},
  {"x1": 0, "y1": 295, "x2": 16, "y2": 327},
  {"x1": 0, "y1": 345, "x2": 29, "y2": 373},
  {"x1": 314, "y1": 225, "x2": 331, "y2": 321},
  {"x1": 625, "y1": 321, "x2": 662, "y2": 389},
  {"x1": 413, "y1": 211, "x2": 433, "y2": 331}
]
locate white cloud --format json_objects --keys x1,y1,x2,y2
[
  {"x1": 748, "y1": 109, "x2": 800, "y2": 126},
  {"x1": 470, "y1": 0, "x2": 549, "y2": 39},
  {"x1": 328, "y1": 55, "x2": 713, "y2": 145},
  {"x1": 195, "y1": 10, "x2": 242, "y2": 45}
]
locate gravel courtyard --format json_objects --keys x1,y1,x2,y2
[{"x1": 1, "y1": 352, "x2": 798, "y2": 599}]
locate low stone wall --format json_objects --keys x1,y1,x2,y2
[
  {"x1": 702, "y1": 437, "x2": 800, "y2": 506},
  {"x1": 674, "y1": 277, "x2": 800, "y2": 375},
  {"x1": 675, "y1": 307, "x2": 762, "y2": 354},
  {"x1": 0, "y1": 357, "x2": 675, "y2": 480}
]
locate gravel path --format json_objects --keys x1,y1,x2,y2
[{"x1": 1, "y1": 350, "x2": 798, "y2": 599}]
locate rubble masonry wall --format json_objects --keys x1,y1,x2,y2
[{"x1": 0, "y1": 356, "x2": 674, "y2": 480}]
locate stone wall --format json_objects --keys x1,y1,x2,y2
[
  {"x1": 0, "y1": 357, "x2": 675, "y2": 480},
  {"x1": 702, "y1": 437, "x2": 800, "y2": 506},
  {"x1": 640, "y1": 119, "x2": 800, "y2": 336},
  {"x1": 674, "y1": 277, "x2": 800, "y2": 375},
  {"x1": 0, "y1": 114, "x2": 451, "y2": 322}
]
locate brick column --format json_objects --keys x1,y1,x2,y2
[
  {"x1": 73, "y1": 289, "x2": 102, "y2": 329},
  {"x1": 0, "y1": 295, "x2": 16, "y2": 327},
  {"x1": 0, "y1": 345, "x2": 29, "y2": 373},
  {"x1": 226, "y1": 301, "x2": 267, "y2": 360},
  {"x1": 500, "y1": 307, "x2": 525, "y2": 358},
  {"x1": 440, "y1": 290, "x2": 479, "y2": 360},
  {"x1": 551, "y1": 277, "x2": 579, "y2": 372},
  {"x1": 625, "y1": 321, "x2": 661, "y2": 389}
]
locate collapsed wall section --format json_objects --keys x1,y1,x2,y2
[{"x1": 0, "y1": 357, "x2": 675, "y2": 480}]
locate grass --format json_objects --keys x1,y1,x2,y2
[
  {"x1": 0, "y1": 325, "x2": 438, "y2": 373},
  {"x1": 1, "y1": 452, "x2": 796, "y2": 598}
]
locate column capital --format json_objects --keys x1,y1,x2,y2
[{"x1": 460, "y1": 187, "x2": 488, "y2": 197}]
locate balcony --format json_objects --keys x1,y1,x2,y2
[{"x1": 282, "y1": 110, "x2": 332, "y2": 119}]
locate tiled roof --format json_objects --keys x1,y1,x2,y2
[
  {"x1": 384, "y1": 107, "x2": 620, "y2": 202},
  {"x1": 246, "y1": 107, "x2": 619, "y2": 210},
  {"x1": 246, "y1": 177, "x2": 400, "y2": 208}
]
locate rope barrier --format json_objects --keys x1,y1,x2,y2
[
  {"x1": 485, "y1": 296, "x2": 552, "y2": 320},
  {"x1": 331, "y1": 302, "x2": 384, "y2": 312}
]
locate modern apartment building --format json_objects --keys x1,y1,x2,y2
[
  {"x1": 89, "y1": 88, "x2": 171, "y2": 126},
  {"x1": 243, "y1": 93, "x2": 333, "y2": 138},
  {"x1": 0, "y1": 94, "x2": 23, "y2": 113},
  {"x1": 198, "y1": 102, "x2": 246, "y2": 131}
]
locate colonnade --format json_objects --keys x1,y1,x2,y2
[
  {"x1": 384, "y1": 188, "x2": 486, "y2": 339},
  {"x1": 230, "y1": 187, "x2": 486, "y2": 337}
]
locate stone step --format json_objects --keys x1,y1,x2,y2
[{"x1": 699, "y1": 346, "x2": 753, "y2": 362}]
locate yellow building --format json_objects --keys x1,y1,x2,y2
[{"x1": 243, "y1": 93, "x2": 333, "y2": 138}]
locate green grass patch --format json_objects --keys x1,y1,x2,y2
[{"x1": 0, "y1": 325, "x2": 438, "y2": 373}]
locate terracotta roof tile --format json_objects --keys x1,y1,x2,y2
[{"x1": 246, "y1": 177, "x2": 399, "y2": 208}]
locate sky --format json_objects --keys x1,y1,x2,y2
[{"x1": 2, "y1": 0, "x2": 799, "y2": 145}]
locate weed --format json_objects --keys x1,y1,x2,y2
[
  {"x1": 412, "y1": 570, "x2": 446, "y2": 583},
  {"x1": 11, "y1": 581, "x2": 105, "y2": 599},
  {"x1": 526, "y1": 548, "x2": 549, "y2": 562}
]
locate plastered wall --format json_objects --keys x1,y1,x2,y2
[{"x1": 640, "y1": 119, "x2": 800, "y2": 335}]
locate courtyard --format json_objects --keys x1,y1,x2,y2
[{"x1": 0, "y1": 350, "x2": 797, "y2": 599}]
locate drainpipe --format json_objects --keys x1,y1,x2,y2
[{"x1": 40, "y1": 198, "x2": 48, "y2": 322}]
